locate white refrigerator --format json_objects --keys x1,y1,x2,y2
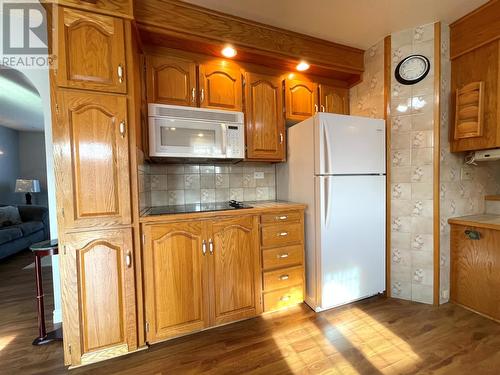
[{"x1": 277, "y1": 113, "x2": 386, "y2": 312}]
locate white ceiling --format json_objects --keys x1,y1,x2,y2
[{"x1": 183, "y1": 0, "x2": 488, "y2": 49}]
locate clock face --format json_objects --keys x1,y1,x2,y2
[{"x1": 395, "y1": 55, "x2": 430, "y2": 85}]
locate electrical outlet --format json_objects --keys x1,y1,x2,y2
[
  {"x1": 254, "y1": 171, "x2": 264, "y2": 179},
  {"x1": 441, "y1": 289, "x2": 449, "y2": 300},
  {"x1": 460, "y1": 165, "x2": 473, "y2": 181}
]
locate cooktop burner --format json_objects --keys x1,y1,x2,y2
[{"x1": 144, "y1": 200, "x2": 253, "y2": 215}]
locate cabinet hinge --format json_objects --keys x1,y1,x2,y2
[
  {"x1": 145, "y1": 321, "x2": 150, "y2": 333},
  {"x1": 63, "y1": 245, "x2": 67, "y2": 255},
  {"x1": 68, "y1": 344, "x2": 71, "y2": 354},
  {"x1": 61, "y1": 207, "x2": 65, "y2": 218},
  {"x1": 55, "y1": 103, "x2": 59, "y2": 115}
]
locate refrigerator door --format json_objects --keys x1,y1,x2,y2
[
  {"x1": 315, "y1": 114, "x2": 386, "y2": 175},
  {"x1": 317, "y1": 175, "x2": 386, "y2": 310}
]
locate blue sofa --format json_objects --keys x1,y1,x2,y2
[{"x1": 0, "y1": 205, "x2": 49, "y2": 260}]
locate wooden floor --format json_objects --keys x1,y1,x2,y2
[{"x1": 1, "y1": 252, "x2": 500, "y2": 375}]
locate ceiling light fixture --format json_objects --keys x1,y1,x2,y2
[
  {"x1": 296, "y1": 61, "x2": 310, "y2": 71},
  {"x1": 221, "y1": 46, "x2": 237, "y2": 58}
]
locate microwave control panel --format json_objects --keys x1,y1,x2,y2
[{"x1": 226, "y1": 125, "x2": 245, "y2": 159}]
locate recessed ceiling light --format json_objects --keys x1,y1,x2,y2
[
  {"x1": 221, "y1": 46, "x2": 237, "y2": 58},
  {"x1": 296, "y1": 61, "x2": 310, "y2": 71},
  {"x1": 0, "y1": 150, "x2": 4, "y2": 155}
]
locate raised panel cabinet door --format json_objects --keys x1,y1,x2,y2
[
  {"x1": 143, "y1": 221, "x2": 209, "y2": 343},
  {"x1": 61, "y1": 229, "x2": 136, "y2": 366},
  {"x1": 57, "y1": 7, "x2": 126, "y2": 93},
  {"x1": 208, "y1": 216, "x2": 261, "y2": 325},
  {"x1": 245, "y1": 72, "x2": 285, "y2": 161},
  {"x1": 319, "y1": 84, "x2": 349, "y2": 114},
  {"x1": 55, "y1": 90, "x2": 131, "y2": 228},
  {"x1": 199, "y1": 63, "x2": 243, "y2": 111},
  {"x1": 285, "y1": 79, "x2": 318, "y2": 122},
  {"x1": 146, "y1": 55, "x2": 197, "y2": 106}
]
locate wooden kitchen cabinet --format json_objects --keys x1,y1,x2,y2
[
  {"x1": 450, "y1": 223, "x2": 500, "y2": 321},
  {"x1": 146, "y1": 55, "x2": 197, "y2": 107},
  {"x1": 61, "y1": 229, "x2": 136, "y2": 365},
  {"x1": 210, "y1": 216, "x2": 261, "y2": 325},
  {"x1": 57, "y1": 7, "x2": 127, "y2": 93},
  {"x1": 319, "y1": 84, "x2": 349, "y2": 114},
  {"x1": 244, "y1": 72, "x2": 285, "y2": 161},
  {"x1": 57, "y1": 0, "x2": 133, "y2": 18},
  {"x1": 199, "y1": 62, "x2": 243, "y2": 111},
  {"x1": 142, "y1": 221, "x2": 209, "y2": 343},
  {"x1": 55, "y1": 90, "x2": 131, "y2": 229},
  {"x1": 285, "y1": 79, "x2": 318, "y2": 122}
]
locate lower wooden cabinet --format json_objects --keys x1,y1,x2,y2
[
  {"x1": 450, "y1": 223, "x2": 500, "y2": 321},
  {"x1": 61, "y1": 228, "x2": 137, "y2": 366},
  {"x1": 142, "y1": 215, "x2": 260, "y2": 343}
]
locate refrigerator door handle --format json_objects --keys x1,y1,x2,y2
[
  {"x1": 324, "y1": 177, "x2": 329, "y2": 225},
  {"x1": 322, "y1": 124, "x2": 331, "y2": 174}
]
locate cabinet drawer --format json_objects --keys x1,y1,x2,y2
[
  {"x1": 261, "y1": 211, "x2": 301, "y2": 225},
  {"x1": 263, "y1": 266, "x2": 303, "y2": 292},
  {"x1": 261, "y1": 223, "x2": 303, "y2": 247},
  {"x1": 262, "y1": 245, "x2": 303, "y2": 270},
  {"x1": 263, "y1": 285, "x2": 303, "y2": 312}
]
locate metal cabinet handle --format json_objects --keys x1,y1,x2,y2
[
  {"x1": 465, "y1": 230, "x2": 480, "y2": 240},
  {"x1": 278, "y1": 232, "x2": 288, "y2": 237},
  {"x1": 191, "y1": 88, "x2": 196, "y2": 103},
  {"x1": 209, "y1": 238, "x2": 214, "y2": 255},
  {"x1": 119, "y1": 120, "x2": 126, "y2": 138},
  {"x1": 118, "y1": 64, "x2": 124, "y2": 83},
  {"x1": 276, "y1": 215, "x2": 288, "y2": 221},
  {"x1": 278, "y1": 253, "x2": 289, "y2": 259},
  {"x1": 321, "y1": 105, "x2": 325, "y2": 112},
  {"x1": 200, "y1": 88, "x2": 205, "y2": 104},
  {"x1": 125, "y1": 251, "x2": 132, "y2": 268},
  {"x1": 280, "y1": 295, "x2": 291, "y2": 302},
  {"x1": 314, "y1": 104, "x2": 318, "y2": 113},
  {"x1": 202, "y1": 240, "x2": 207, "y2": 255},
  {"x1": 279, "y1": 133, "x2": 284, "y2": 144},
  {"x1": 279, "y1": 274, "x2": 289, "y2": 281}
]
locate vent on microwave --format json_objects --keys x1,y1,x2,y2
[{"x1": 149, "y1": 104, "x2": 242, "y2": 123}]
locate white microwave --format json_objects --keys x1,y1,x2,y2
[{"x1": 148, "y1": 104, "x2": 245, "y2": 159}]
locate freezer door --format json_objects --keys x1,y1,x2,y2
[
  {"x1": 317, "y1": 175, "x2": 386, "y2": 310},
  {"x1": 315, "y1": 114, "x2": 386, "y2": 175}
]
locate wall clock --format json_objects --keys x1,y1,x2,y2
[{"x1": 395, "y1": 54, "x2": 430, "y2": 85}]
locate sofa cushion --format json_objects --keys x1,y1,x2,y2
[
  {"x1": 0, "y1": 227, "x2": 23, "y2": 245},
  {"x1": 11, "y1": 221, "x2": 44, "y2": 236},
  {"x1": 0, "y1": 206, "x2": 22, "y2": 227}
]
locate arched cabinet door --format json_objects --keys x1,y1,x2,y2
[
  {"x1": 55, "y1": 90, "x2": 131, "y2": 229},
  {"x1": 146, "y1": 55, "x2": 197, "y2": 106},
  {"x1": 285, "y1": 79, "x2": 318, "y2": 122},
  {"x1": 208, "y1": 216, "x2": 261, "y2": 325},
  {"x1": 245, "y1": 72, "x2": 285, "y2": 161},
  {"x1": 142, "y1": 221, "x2": 209, "y2": 343},
  {"x1": 319, "y1": 84, "x2": 349, "y2": 114},
  {"x1": 57, "y1": 7, "x2": 126, "y2": 93},
  {"x1": 61, "y1": 229, "x2": 136, "y2": 366},
  {"x1": 199, "y1": 62, "x2": 243, "y2": 111}
]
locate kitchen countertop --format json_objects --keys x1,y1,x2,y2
[
  {"x1": 139, "y1": 200, "x2": 307, "y2": 224},
  {"x1": 448, "y1": 214, "x2": 500, "y2": 231}
]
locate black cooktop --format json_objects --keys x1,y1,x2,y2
[{"x1": 144, "y1": 200, "x2": 253, "y2": 215}]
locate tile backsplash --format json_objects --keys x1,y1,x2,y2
[{"x1": 139, "y1": 162, "x2": 276, "y2": 209}]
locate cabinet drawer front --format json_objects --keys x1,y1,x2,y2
[
  {"x1": 261, "y1": 211, "x2": 301, "y2": 225},
  {"x1": 262, "y1": 245, "x2": 303, "y2": 270},
  {"x1": 261, "y1": 223, "x2": 303, "y2": 247},
  {"x1": 263, "y1": 266, "x2": 303, "y2": 292},
  {"x1": 263, "y1": 285, "x2": 303, "y2": 312}
]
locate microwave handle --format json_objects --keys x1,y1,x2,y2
[{"x1": 221, "y1": 124, "x2": 227, "y2": 155}]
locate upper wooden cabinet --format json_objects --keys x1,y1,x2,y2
[
  {"x1": 61, "y1": 229, "x2": 136, "y2": 366},
  {"x1": 244, "y1": 72, "x2": 285, "y2": 161},
  {"x1": 199, "y1": 63, "x2": 243, "y2": 111},
  {"x1": 143, "y1": 221, "x2": 208, "y2": 343},
  {"x1": 146, "y1": 55, "x2": 197, "y2": 107},
  {"x1": 55, "y1": 90, "x2": 131, "y2": 229},
  {"x1": 57, "y1": 7, "x2": 126, "y2": 93},
  {"x1": 57, "y1": 0, "x2": 133, "y2": 18},
  {"x1": 319, "y1": 84, "x2": 349, "y2": 114},
  {"x1": 209, "y1": 216, "x2": 261, "y2": 325},
  {"x1": 285, "y1": 79, "x2": 318, "y2": 122},
  {"x1": 450, "y1": 40, "x2": 500, "y2": 152}
]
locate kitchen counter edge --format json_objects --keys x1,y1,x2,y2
[{"x1": 448, "y1": 214, "x2": 500, "y2": 231}]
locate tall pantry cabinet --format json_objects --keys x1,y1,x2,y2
[{"x1": 49, "y1": 2, "x2": 139, "y2": 367}]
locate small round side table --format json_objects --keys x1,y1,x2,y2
[{"x1": 30, "y1": 239, "x2": 63, "y2": 345}]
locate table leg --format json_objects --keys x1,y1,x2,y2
[{"x1": 32, "y1": 253, "x2": 47, "y2": 345}]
